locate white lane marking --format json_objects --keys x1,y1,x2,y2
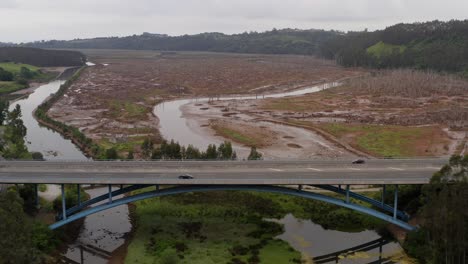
[
  {"x1": 269, "y1": 168, "x2": 284, "y2": 172},
  {"x1": 388, "y1": 167, "x2": 404, "y2": 171},
  {"x1": 307, "y1": 168, "x2": 323, "y2": 172},
  {"x1": 348, "y1": 168, "x2": 361, "y2": 171},
  {"x1": 426, "y1": 166, "x2": 441, "y2": 170}
]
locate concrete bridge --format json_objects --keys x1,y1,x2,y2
[{"x1": 0, "y1": 158, "x2": 445, "y2": 231}]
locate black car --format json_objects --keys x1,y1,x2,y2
[
  {"x1": 178, "y1": 174, "x2": 194, "y2": 179},
  {"x1": 352, "y1": 159, "x2": 366, "y2": 164}
]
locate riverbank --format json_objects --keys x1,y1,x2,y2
[{"x1": 33, "y1": 66, "x2": 102, "y2": 159}]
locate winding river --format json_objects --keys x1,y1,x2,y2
[
  {"x1": 17, "y1": 75, "x2": 404, "y2": 263},
  {"x1": 154, "y1": 82, "x2": 340, "y2": 151}
]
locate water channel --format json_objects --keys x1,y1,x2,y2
[{"x1": 16, "y1": 76, "x2": 404, "y2": 263}]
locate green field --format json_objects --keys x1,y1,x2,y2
[
  {"x1": 0, "y1": 62, "x2": 55, "y2": 94},
  {"x1": 316, "y1": 123, "x2": 443, "y2": 157},
  {"x1": 0, "y1": 81, "x2": 27, "y2": 94},
  {"x1": 125, "y1": 190, "x2": 385, "y2": 264},
  {"x1": 0, "y1": 62, "x2": 40, "y2": 73}
]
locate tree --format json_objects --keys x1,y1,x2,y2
[
  {"x1": 404, "y1": 155, "x2": 468, "y2": 263},
  {"x1": 141, "y1": 138, "x2": 154, "y2": 159},
  {"x1": 248, "y1": 147, "x2": 262, "y2": 160},
  {"x1": 218, "y1": 141, "x2": 234, "y2": 160},
  {"x1": 185, "y1": 144, "x2": 201, "y2": 159},
  {"x1": 19, "y1": 67, "x2": 35, "y2": 79},
  {"x1": 105, "y1": 148, "x2": 119, "y2": 160},
  {"x1": 127, "y1": 150, "x2": 134, "y2": 160},
  {"x1": 31, "y1": 152, "x2": 44, "y2": 160},
  {"x1": 205, "y1": 144, "x2": 218, "y2": 160},
  {"x1": 0, "y1": 100, "x2": 9, "y2": 125},
  {"x1": 0, "y1": 67, "x2": 13, "y2": 81},
  {"x1": 0, "y1": 191, "x2": 40, "y2": 263}
]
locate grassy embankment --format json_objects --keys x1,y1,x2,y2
[
  {"x1": 261, "y1": 95, "x2": 450, "y2": 157},
  {"x1": 304, "y1": 122, "x2": 445, "y2": 157},
  {"x1": 125, "y1": 189, "x2": 387, "y2": 264},
  {"x1": 210, "y1": 123, "x2": 269, "y2": 147},
  {"x1": 0, "y1": 62, "x2": 55, "y2": 94}
]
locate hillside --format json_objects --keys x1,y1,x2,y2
[
  {"x1": 25, "y1": 29, "x2": 339, "y2": 56},
  {"x1": 0, "y1": 47, "x2": 85, "y2": 67},
  {"x1": 16, "y1": 20, "x2": 468, "y2": 74},
  {"x1": 318, "y1": 20, "x2": 468, "y2": 74}
]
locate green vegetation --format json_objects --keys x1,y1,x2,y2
[
  {"x1": 24, "y1": 20, "x2": 468, "y2": 73},
  {"x1": 248, "y1": 147, "x2": 263, "y2": 160},
  {"x1": 0, "y1": 190, "x2": 59, "y2": 263},
  {"x1": 0, "y1": 47, "x2": 85, "y2": 67},
  {"x1": 211, "y1": 125, "x2": 258, "y2": 147},
  {"x1": 0, "y1": 81, "x2": 26, "y2": 94},
  {"x1": 403, "y1": 155, "x2": 468, "y2": 263},
  {"x1": 366, "y1": 41, "x2": 406, "y2": 58},
  {"x1": 0, "y1": 62, "x2": 56, "y2": 94},
  {"x1": 144, "y1": 139, "x2": 237, "y2": 160},
  {"x1": 317, "y1": 123, "x2": 437, "y2": 157},
  {"x1": 0, "y1": 62, "x2": 40, "y2": 73},
  {"x1": 0, "y1": 103, "x2": 32, "y2": 159},
  {"x1": 27, "y1": 29, "x2": 337, "y2": 56},
  {"x1": 109, "y1": 100, "x2": 148, "y2": 119},
  {"x1": 319, "y1": 20, "x2": 468, "y2": 73},
  {"x1": 126, "y1": 189, "x2": 386, "y2": 264}
]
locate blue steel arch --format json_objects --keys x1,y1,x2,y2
[
  {"x1": 65, "y1": 184, "x2": 408, "y2": 221},
  {"x1": 50, "y1": 185, "x2": 416, "y2": 231}
]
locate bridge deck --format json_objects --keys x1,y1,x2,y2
[{"x1": 0, "y1": 159, "x2": 445, "y2": 185}]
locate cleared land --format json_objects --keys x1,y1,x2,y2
[
  {"x1": 199, "y1": 70, "x2": 467, "y2": 157},
  {"x1": 270, "y1": 70, "x2": 468, "y2": 156},
  {"x1": 47, "y1": 50, "x2": 361, "y2": 156}
]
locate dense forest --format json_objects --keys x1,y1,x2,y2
[
  {"x1": 25, "y1": 29, "x2": 338, "y2": 55},
  {"x1": 20, "y1": 20, "x2": 468, "y2": 74},
  {"x1": 0, "y1": 47, "x2": 85, "y2": 67},
  {"x1": 404, "y1": 155, "x2": 468, "y2": 264},
  {"x1": 318, "y1": 20, "x2": 468, "y2": 73}
]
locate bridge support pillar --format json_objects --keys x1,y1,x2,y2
[
  {"x1": 34, "y1": 184, "x2": 39, "y2": 208},
  {"x1": 156, "y1": 185, "x2": 160, "y2": 191},
  {"x1": 298, "y1": 185, "x2": 303, "y2": 191},
  {"x1": 108, "y1": 185, "x2": 113, "y2": 203},
  {"x1": 382, "y1": 185, "x2": 386, "y2": 206},
  {"x1": 393, "y1": 185, "x2": 398, "y2": 219},
  {"x1": 61, "y1": 184, "x2": 67, "y2": 220},
  {"x1": 345, "y1": 185, "x2": 350, "y2": 203},
  {"x1": 77, "y1": 184, "x2": 81, "y2": 206}
]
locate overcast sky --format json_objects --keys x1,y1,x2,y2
[{"x1": 1, "y1": 0, "x2": 467, "y2": 43}]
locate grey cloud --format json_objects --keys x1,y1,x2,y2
[{"x1": 1, "y1": 0, "x2": 467, "y2": 42}]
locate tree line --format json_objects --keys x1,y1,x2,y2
[
  {"x1": 19, "y1": 20, "x2": 468, "y2": 74},
  {"x1": 0, "y1": 47, "x2": 85, "y2": 67},
  {"x1": 25, "y1": 29, "x2": 338, "y2": 56},
  {"x1": 317, "y1": 20, "x2": 468, "y2": 74},
  {"x1": 403, "y1": 155, "x2": 468, "y2": 263},
  {"x1": 106, "y1": 138, "x2": 263, "y2": 161}
]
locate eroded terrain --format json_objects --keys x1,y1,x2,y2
[
  {"x1": 185, "y1": 70, "x2": 467, "y2": 157},
  {"x1": 48, "y1": 51, "x2": 361, "y2": 157}
]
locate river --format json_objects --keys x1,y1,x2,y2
[
  {"x1": 17, "y1": 76, "x2": 403, "y2": 263},
  {"x1": 154, "y1": 82, "x2": 340, "y2": 151},
  {"x1": 10, "y1": 78, "x2": 131, "y2": 263}
]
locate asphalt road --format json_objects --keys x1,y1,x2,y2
[{"x1": 0, "y1": 159, "x2": 447, "y2": 185}]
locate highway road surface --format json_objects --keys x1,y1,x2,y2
[{"x1": 0, "y1": 159, "x2": 447, "y2": 185}]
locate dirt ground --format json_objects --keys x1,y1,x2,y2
[
  {"x1": 254, "y1": 70, "x2": 468, "y2": 156},
  {"x1": 182, "y1": 100, "x2": 356, "y2": 159},
  {"x1": 47, "y1": 51, "x2": 362, "y2": 156}
]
